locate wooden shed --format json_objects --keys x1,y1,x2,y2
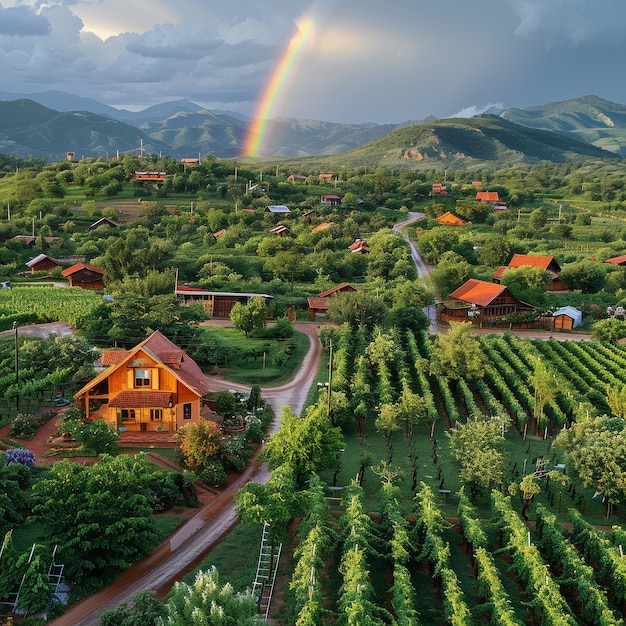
[{"x1": 552, "y1": 306, "x2": 582, "y2": 330}]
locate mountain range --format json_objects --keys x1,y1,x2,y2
[{"x1": 0, "y1": 90, "x2": 624, "y2": 166}]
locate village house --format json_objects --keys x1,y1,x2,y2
[
  {"x1": 321, "y1": 194, "x2": 342, "y2": 207},
  {"x1": 307, "y1": 283, "x2": 358, "y2": 319},
  {"x1": 268, "y1": 224, "x2": 295, "y2": 237},
  {"x1": 61, "y1": 262, "x2": 105, "y2": 290},
  {"x1": 89, "y1": 217, "x2": 118, "y2": 230},
  {"x1": 175, "y1": 285, "x2": 273, "y2": 317},
  {"x1": 348, "y1": 238, "x2": 370, "y2": 254},
  {"x1": 265, "y1": 205, "x2": 291, "y2": 214},
  {"x1": 493, "y1": 254, "x2": 565, "y2": 291},
  {"x1": 74, "y1": 331, "x2": 213, "y2": 434},
  {"x1": 441, "y1": 278, "x2": 536, "y2": 323},
  {"x1": 25, "y1": 254, "x2": 60, "y2": 274}
]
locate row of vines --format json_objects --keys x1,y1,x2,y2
[{"x1": 289, "y1": 323, "x2": 626, "y2": 624}]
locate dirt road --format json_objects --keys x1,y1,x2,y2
[{"x1": 47, "y1": 321, "x2": 322, "y2": 626}]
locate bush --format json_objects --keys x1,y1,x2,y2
[
  {"x1": 199, "y1": 458, "x2": 227, "y2": 487},
  {"x1": 9, "y1": 413, "x2": 43, "y2": 439},
  {"x1": 4, "y1": 448, "x2": 35, "y2": 467}
]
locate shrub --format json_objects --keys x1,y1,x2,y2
[
  {"x1": 199, "y1": 458, "x2": 227, "y2": 487},
  {"x1": 4, "y1": 448, "x2": 35, "y2": 468},
  {"x1": 9, "y1": 413, "x2": 42, "y2": 439}
]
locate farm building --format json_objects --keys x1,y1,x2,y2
[
  {"x1": 348, "y1": 239, "x2": 370, "y2": 254},
  {"x1": 493, "y1": 254, "x2": 565, "y2": 292},
  {"x1": 61, "y1": 263, "x2": 105, "y2": 290},
  {"x1": 265, "y1": 205, "x2": 291, "y2": 214},
  {"x1": 26, "y1": 254, "x2": 59, "y2": 273},
  {"x1": 74, "y1": 330, "x2": 214, "y2": 435},
  {"x1": 175, "y1": 285, "x2": 273, "y2": 317},
  {"x1": 307, "y1": 283, "x2": 358, "y2": 319},
  {"x1": 552, "y1": 306, "x2": 582, "y2": 330},
  {"x1": 442, "y1": 278, "x2": 536, "y2": 322}
]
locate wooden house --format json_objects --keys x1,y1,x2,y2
[
  {"x1": 442, "y1": 278, "x2": 535, "y2": 322},
  {"x1": 493, "y1": 254, "x2": 564, "y2": 291},
  {"x1": 307, "y1": 283, "x2": 357, "y2": 319},
  {"x1": 89, "y1": 217, "x2": 118, "y2": 230},
  {"x1": 287, "y1": 174, "x2": 308, "y2": 182},
  {"x1": 74, "y1": 331, "x2": 213, "y2": 434},
  {"x1": 25, "y1": 254, "x2": 59, "y2": 274},
  {"x1": 321, "y1": 194, "x2": 342, "y2": 207},
  {"x1": 132, "y1": 171, "x2": 167, "y2": 182},
  {"x1": 268, "y1": 224, "x2": 295, "y2": 237},
  {"x1": 175, "y1": 285, "x2": 273, "y2": 317},
  {"x1": 61, "y1": 263, "x2": 105, "y2": 290}
]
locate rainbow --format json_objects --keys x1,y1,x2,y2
[{"x1": 244, "y1": 14, "x2": 317, "y2": 157}]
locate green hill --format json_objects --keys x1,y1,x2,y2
[{"x1": 262, "y1": 114, "x2": 618, "y2": 171}]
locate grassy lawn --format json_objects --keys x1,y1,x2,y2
[
  {"x1": 199, "y1": 326, "x2": 311, "y2": 386},
  {"x1": 180, "y1": 523, "x2": 262, "y2": 592}
]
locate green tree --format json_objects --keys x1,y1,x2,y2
[
  {"x1": 30, "y1": 456, "x2": 159, "y2": 593},
  {"x1": 160, "y1": 567, "x2": 263, "y2": 625},
  {"x1": 592, "y1": 318, "x2": 626, "y2": 343},
  {"x1": 531, "y1": 358, "x2": 559, "y2": 431},
  {"x1": 448, "y1": 415, "x2": 507, "y2": 501},
  {"x1": 417, "y1": 227, "x2": 459, "y2": 264},
  {"x1": 556, "y1": 413, "x2": 626, "y2": 518},
  {"x1": 327, "y1": 290, "x2": 388, "y2": 330},
  {"x1": 429, "y1": 321, "x2": 486, "y2": 381},
  {"x1": 262, "y1": 404, "x2": 344, "y2": 482},
  {"x1": 230, "y1": 296, "x2": 267, "y2": 338},
  {"x1": 430, "y1": 251, "x2": 473, "y2": 299},
  {"x1": 529, "y1": 206, "x2": 549, "y2": 230},
  {"x1": 476, "y1": 236, "x2": 512, "y2": 267},
  {"x1": 500, "y1": 265, "x2": 551, "y2": 306},
  {"x1": 607, "y1": 383, "x2": 626, "y2": 419},
  {"x1": 559, "y1": 260, "x2": 607, "y2": 293},
  {"x1": 100, "y1": 590, "x2": 167, "y2": 626}
]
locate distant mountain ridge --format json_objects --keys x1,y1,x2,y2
[{"x1": 0, "y1": 90, "x2": 624, "y2": 163}]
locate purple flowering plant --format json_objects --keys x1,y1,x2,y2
[{"x1": 4, "y1": 448, "x2": 35, "y2": 468}]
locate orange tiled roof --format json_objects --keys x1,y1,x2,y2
[
  {"x1": 307, "y1": 297, "x2": 330, "y2": 310},
  {"x1": 109, "y1": 390, "x2": 173, "y2": 408},
  {"x1": 436, "y1": 211, "x2": 466, "y2": 226},
  {"x1": 449, "y1": 279, "x2": 507, "y2": 307},
  {"x1": 61, "y1": 262, "x2": 104, "y2": 277},
  {"x1": 507, "y1": 254, "x2": 555, "y2": 271},
  {"x1": 476, "y1": 191, "x2": 499, "y2": 202},
  {"x1": 318, "y1": 283, "x2": 357, "y2": 298},
  {"x1": 312, "y1": 222, "x2": 332, "y2": 232}
]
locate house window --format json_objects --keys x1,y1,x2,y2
[
  {"x1": 183, "y1": 403, "x2": 192, "y2": 420},
  {"x1": 150, "y1": 409, "x2": 162, "y2": 421},
  {"x1": 135, "y1": 369, "x2": 151, "y2": 387},
  {"x1": 121, "y1": 409, "x2": 136, "y2": 422}
]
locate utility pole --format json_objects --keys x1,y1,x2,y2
[{"x1": 13, "y1": 321, "x2": 18, "y2": 410}]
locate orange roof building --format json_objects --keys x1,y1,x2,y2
[
  {"x1": 74, "y1": 330, "x2": 214, "y2": 435},
  {"x1": 493, "y1": 254, "x2": 564, "y2": 291},
  {"x1": 442, "y1": 278, "x2": 535, "y2": 322},
  {"x1": 436, "y1": 211, "x2": 466, "y2": 226},
  {"x1": 605, "y1": 255, "x2": 626, "y2": 266},
  {"x1": 61, "y1": 263, "x2": 105, "y2": 290},
  {"x1": 476, "y1": 191, "x2": 499, "y2": 203}
]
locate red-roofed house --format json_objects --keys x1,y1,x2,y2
[
  {"x1": 175, "y1": 285, "x2": 273, "y2": 317},
  {"x1": 476, "y1": 191, "x2": 499, "y2": 203},
  {"x1": 493, "y1": 254, "x2": 564, "y2": 291},
  {"x1": 61, "y1": 263, "x2": 105, "y2": 290},
  {"x1": 605, "y1": 255, "x2": 626, "y2": 266},
  {"x1": 74, "y1": 330, "x2": 214, "y2": 434},
  {"x1": 307, "y1": 283, "x2": 358, "y2": 319},
  {"x1": 348, "y1": 239, "x2": 370, "y2": 254},
  {"x1": 441, "y1": 278, "x2": 535, "y2": 322}
]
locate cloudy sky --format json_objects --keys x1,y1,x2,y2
[{"x1": 1, "y1": 0, "x2": 626, "y2": 124}]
